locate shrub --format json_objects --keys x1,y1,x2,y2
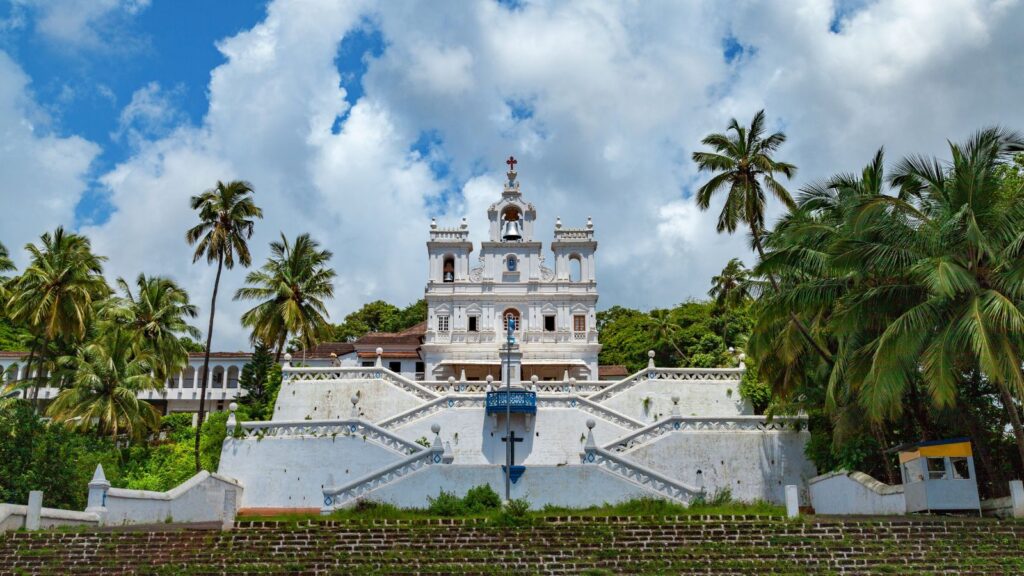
[
  {"x1": 463, "y1": 484, "x2": 502, "y2": 513},
  {"x1": 426, "y1": 490, "x2": 466, "y2": 516},
  {"x1": 493, "y1": 498, "x2": 532, "y2": 527}
]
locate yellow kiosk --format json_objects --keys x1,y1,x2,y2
[{"x1": 896, "y1": 437, "x2": 981, "y2": 515}]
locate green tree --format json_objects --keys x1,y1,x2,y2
[
  {"x1": 5, "y1": 227, "x2": 109, "y2": 404},
  {"x1": 332, "y1": 300, "x2": 401, "y2": 341},
  {"x1": 47, "y1": 328, "x2": 162, "y2": 440},
  {"x1": 186, "y1": 179, "x2": 263, "y2": 471},
  {"x1": 237, "y1": 341, "x2": 276, "y2": 419},
  {"x1": 107, "y1": 274, "x2": 201, "y2": 381},
  {"x1": 235, "y1": 233, "x2": 336, "y2": 360},
  {"x1": 0, "y1": 241, "x2": 13, "y2": 305},
  {"x1": 648, "y1": 309, "x2": 686, "y2": 361}
]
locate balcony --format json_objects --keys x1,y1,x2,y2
[{"x1": 485, "y1": 390, "x2": 537, "y2": 415}]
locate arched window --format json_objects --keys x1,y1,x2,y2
[
  {"x1": 227, "y1": 366, "x2": 240, "y2": 389},
  {"x1": 442, "y1": 255, "x2": 455, "y2": 283},
  {"x1": 503, "y1": 308, "x2": 521, "y2": 332},
  {"x1": 212, "y1": 366, "x2": 225, "y2": 389},
  {"x1": 184, "y1": 366, "x2": 196, "y2": 388},
  {"x1": 569, "y1": 254, "x2": 582, "y2": 282},
  {"x1": 505, "y1": 255, "x2": 517, "y2": 272}
]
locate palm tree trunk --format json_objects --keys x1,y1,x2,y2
[
  {"x1": 996, "y1": 382, "x2": 1024, "y2": 472},
  {"x1": 274, "y1": 331, "x2": 287, "y2": 364},
  {"x1": 194, "y1": 254, "x2": 223, "y2": 473},
  {"x1": 750, "y1": 228, "x2": 834, "y2": 365}
]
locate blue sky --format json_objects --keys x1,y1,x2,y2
[{"x1": 1, "y1": 0, "x2": 1021, "y2": 349}]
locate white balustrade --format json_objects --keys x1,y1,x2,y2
[
  {"x1": 580, "y1": 445, "x2": 699, "y2": 503},
  {"x1": 588, "y1": 367, "x2": 744, "y2": 403},
  {"x1": 237, "y1": 418, "x2": 424, "y2": 455},
  {"x1": 284, "y1": 366, "x2": 439, "y2": 401},
  {"x1": 602, "y1": 415, "x2": 808, "y2": 454}
]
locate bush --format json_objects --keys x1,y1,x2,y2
[
  {"x1": 493, "y1": 498, "x2": 532, "y2": 527},
  {"x1": 463, "y1": 484, "x2": 502, "y2": 513},
  {"x1": 426, "y1": 490, "x2": 466, "y2": 516}
]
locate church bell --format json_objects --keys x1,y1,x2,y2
[{"x1": 501, "y1": 219, "x2": 523, "y2": 241}]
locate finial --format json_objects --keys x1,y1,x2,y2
[
  {"x1": 586, "y1": 419, "x2": 595, "y2": 430},
  {"x1": 460, "y1": 217, "x2": 468, "y2": 229},
  {"x1": 486, "y1": 375, "x2": 494, "y2": 384},
  {"x1": 431, "y1": 423, "x2": 441, "y2": 434},
  {"x1": 506, "y1": 155, "x2": 517, "y2": 172},
  {"x1": 586, "y1": 216, "x2": 593, "y2": 229},
  {"x1": 555, "y1": 217, "x2": 562, "y2": 229},
  {"x1": 430, "y1": 218, "x2": 437, "y2": 230}
]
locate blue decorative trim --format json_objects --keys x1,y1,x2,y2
[
  {"x1": 349, "y1": 424, "x2": 357, "y2": 433},
  {"x1": 673, "y1": 422, "x2": 680, "y2": 430},
  {"x1": 586, "y1": 452, "x2": 595, "y2": 463},
  {"x1": 648, "y1": 371, "x2": 656, "y2": 379},
  {"x1": 432, "y1": 453, "x2": 442, "y2": 463},
  {"x1": 324, "y1": 495, "x2": 333, "y2": 507},
  {"x1": 374, "y1": 371, "x2": 382, "y2": 379},
  {"x1": 502, "y1": 465, "x2": 526, "y2": 484},
  {"x1": 485, "y1": 390, "x2": 537, "y2": 414},
  {"x1": 447, "y1": 399, "x2": 455, "y2": 408},
  {"x1": 569, "y1": 399, "x2": 577, "y2": 408}
]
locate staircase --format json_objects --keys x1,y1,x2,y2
[{"x1": 3, "y1": 516, "x2": 1023, "y2": 575}]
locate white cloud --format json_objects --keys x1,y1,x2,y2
[
  {"x1": 0, "y1": 51, "x2": 99, "y2": 268},
  {"x1": 12, "y1": 0, "x2": 149, "y2": 50},
  {"x1": 47, "y1": 0, "x2": 1024, "y2": 348},
  {"x1": 113, "y1": 81, "x2": 186, "y2": 147}
]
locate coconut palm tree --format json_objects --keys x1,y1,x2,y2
[
  {"x1": 47, "y1": 328, "x2": 161, "y2": 440},
  {"x1": 186, "y1": 180, "x2": 263, "y2": 471},
  {"x1": 708, "y1": 258, "x2": 751, "y2": 309},
  {"x1": 692, "y1": 110, "x2": 797, "y2": 266},
  {"x1": 5, "y1": 227, "x2": 108, "y2": 405},
  {"x1": 0, "y1": 241, "x2": 13, "y2": 315},
  {"x1": 867, "y1": 127, "x2": 1024, "y2": 463},
  {"x1": 107, "y1": 274, "x2": 202, "y2": 381},
  {"x1": 235, "y1": 233, "x2": 336, "y2": 360},
  {"x1": 692, "y1": 111, "x2": 832, "y2": 364},
  {"x1": 648, "y1": 310, "x2": 686, "y2": 362}
]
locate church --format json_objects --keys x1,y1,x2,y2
[{"x1": 217, "y1": 158, "x2": 816, "y2": 512}]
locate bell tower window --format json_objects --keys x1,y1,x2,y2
[
  {"x1": 506, "y1": 255, "x2": 517, "y2": 272},
  {"x1": 501, "y1": 206, "x2": 523, "y2": 241},
  {"x1": 443, "y1": 256, "x2": 455, "y2": 283},
  {"x1": 569, "y1": 254, "x2": 582, "y2": 282}
]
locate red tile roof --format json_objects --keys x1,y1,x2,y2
[{"x1": 598, "y1": 364, "x2": 629, "y2": 378}]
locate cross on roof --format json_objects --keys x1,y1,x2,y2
[{"x1": 506, "y1": 155, "x2": 517, "y2": 171}]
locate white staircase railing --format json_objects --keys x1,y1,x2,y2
[
  {"x1": 602, "y1": 415, "x2": 808, "y2": 454},
  {"x1": 236, "y1": 418, "x2": 425, "y2": 455},
  {"x1": 321, "y1": 446, "x2": 445, "y2": 512},
  {"x1": 536, "y1": 395, "x2": 646, "y2": 431},
  {"x1": 587, "y1": 367, "x2": 744, "y2": 403},
  {"x1": 283, "y1": 366, "x2": 439, "y2": 401},
  {"x1": 376, "y1": 394, "x2": 485, "y2": 430},
  {"x1": 423, "y1": 380, "x2": 610, "y2": 395},
  {"x1": 580, "y1": 445, "x2": 699, "y2": 504}
]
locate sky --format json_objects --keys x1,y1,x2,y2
[{"x1": 1, "y1": 0, "x2": 1023, "y2": 350}]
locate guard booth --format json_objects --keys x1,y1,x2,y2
[{"x1": 895, "y1": 438, "x2": 981, "y2": 515}]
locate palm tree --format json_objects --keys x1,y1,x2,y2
[
  {"x1": 709, "y1": 258, "x2": 751, "y2": 308},
  {"x1": 692, "y1": 110, "x2": 797, "y2": 265},
  {"x1": 47, "y1": 329, "x2": 161, "y2": 440},
  {"x1": 235, "y1": 233, "x2": 336, "y2": 360},
  {"x1": 0, "y1": 241, "x2": 14, "y2": 315},
  {"x1": 648, "y1": 310, "x2": 685, "y2": 361},
  {"x1": 186, "y1": 180, "x2": 263, "y2": 471},
  {"x1": 108, "y1": 274, "x2": 201, "y2": 382},
  {"x1": 693, "y1": 110, "x2": 833, "y2": 364},
  {"x1": 5, "y1": 227, "x2": 108, "y2": 405},
  {"x1": 868, "y1": 127, "x2": 1024, "y2": 463}
]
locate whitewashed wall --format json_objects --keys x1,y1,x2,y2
[
  {"x1": 394, "y1": 407, "x2": 631, "y2": 466},
  {"x1": 220, "y1": 435, "x2": 403, "y2": 509},
  {"x1": 274, "y1": 378, "x2": 423, "y2": 422},
  {"x1": 99, "y1": 471, "x2": 242, "y2": 525},
  {"x1": 601, "y1": 380, "x2": 751, "y2": 423},
  {"x1": 0, "y1": 504, "x2": 99, "y2": 533},
  {"x1": 808, "y1": 471, "x2": 906, "y2": 515},
  {"x1": 627, "y1": 430, "x2": 815, "y2": 504},
  {"x1": 354, "y1": 465, "x2": 654, "y2": 509}
]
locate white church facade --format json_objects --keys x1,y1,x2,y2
[
  {"x1": 216, "y1": 159, "x2": 817, "y2": 512},
  {"x1": 422, "y1": 157, "x2": 599, "y2": 382}
]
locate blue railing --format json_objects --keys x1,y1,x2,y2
[{"x1": 485, "y1": 390, "x2": 537, "y2": 414}]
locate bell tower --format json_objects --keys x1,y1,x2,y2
[{"x1": 487, "y1": 156, "x2": 536, "y2": 242}]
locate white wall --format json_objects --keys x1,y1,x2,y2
[
  {"x1": 0, "y1": 504, "x2": 99, "y2": 533},
  {"x1": 101, "y1": 472, "x2": 242, "y2": 525},
  {"x1": 808, "y1": 471, "x2": 906, "y2": 515},
  {"x1": 274, "y1": 377, "x2": 424, "y2": 422},
  {"x1": 393, "y1": 407, "x2": 631, "y2": 466},
  {"x1": 220, "y1": 435, "x2": 405, "y2": 509},
  {"x1": 354, "y1": 465, "x2": 654, "y2": 509},
  {"x1": 627, "y1": 430, "x2": 815, "y2": 504},
  {"x1": 601, "y1": 379, "x2": 751, "y2": 423}
]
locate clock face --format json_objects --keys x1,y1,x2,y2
[{"x1": 507, "y1": 257, "x2": 517, "y2": 272}]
